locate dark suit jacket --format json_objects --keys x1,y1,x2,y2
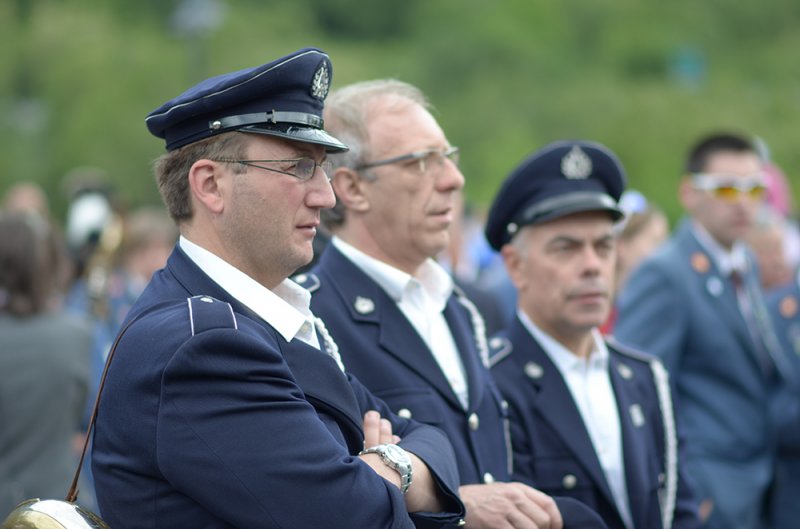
[
  {"x1": 490, "y1": 317, "x2": 700, "y2": 529},
  {"x1": 614, "y1": 219, "x2": 786, "y2": 529},
  {"x1": 305, "y1": 244, "x2": 610, "y2": 529},
  {"x1": 92, "y1": 245, "x2": 464, "y2": 529}
]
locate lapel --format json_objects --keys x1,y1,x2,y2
[
  {"x1": 166, "y1": 246, "x2": 364, "y2": 446},
  {"x1": 676, "y1": 221, "x2": 754, "y2": 349},
  {"x1": 608, "y1": 352, "x2": 651, "y2": 529},
  {"x1": 321, "y1": 246, "x2": 468, "y2": 410},
  {"x1": 443, "y1": 296, "x2": 486, "y2": 411},
  {"x1": 507, "y1": 318, "x2": 617, "y2": 510}
]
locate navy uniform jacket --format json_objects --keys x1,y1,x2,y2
[
  {"x1": 614, "y1": 219, "x2": 786, "y2": 529},
  {"x1": 766, "y1": 272, "x2": 800, "y2": 529},
  {"x1": 92, "y1": 246, "x2": 465, "y2": 529},
  {"x1": 304, "y1": 245, "x2": 610, "y2": 529},
  {"x1": 490, "y1": 317, "x2": 700, "y2": 529}
]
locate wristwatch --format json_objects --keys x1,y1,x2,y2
[{"x1": 359, "y1": 443, "x2": 413, "y2": 494}]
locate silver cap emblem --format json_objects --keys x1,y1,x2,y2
[
  {"x1": 354, "y1": 296, "x2": 375, "y2": 314},
  {"x1": 310, "y1": 62, "x2": 330, "y2": 101},
  {"x1": 561, "y1": 146, "x2": 592, "y2": 179}
]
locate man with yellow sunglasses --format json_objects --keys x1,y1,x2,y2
[{"x1": 614, "y1": 133, "x2": 794, "y2": 529}]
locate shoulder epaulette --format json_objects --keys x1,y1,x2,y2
[
  {"x1": 606, "y1": 335, "x2": 660, "y2": 365},
  {"x1": 291, "y1": 272, "x2": 321, "y2": 293},
  {"x1": 187, "y1": 295, "x2": 237, "y2": 336},
  {"x1": 487, "y1": 336, "x2": 513, "y2": 368}
]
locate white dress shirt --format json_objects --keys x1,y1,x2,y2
[
  {"x1": 180, "y1": 236, "x2": 320, "y2": 349},
  {"x1": 518, "y1": 310, "x2": 633, "y2": 529},
  {"x1": 332, "y1": 237, "x2": 469, "y2": 409}
]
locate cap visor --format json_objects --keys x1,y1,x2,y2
[{"x1": 242, "y1": 124, "x2": 348, "y2": 153}]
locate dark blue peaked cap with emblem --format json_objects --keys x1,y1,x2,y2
[
  {"x1": 485, "y1": 140, "x2": 626, "y2": 251},
  {"x1": 145, "y1": 47, "x2": 348, "y2": 152}
]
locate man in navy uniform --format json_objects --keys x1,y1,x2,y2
[
  {"x1": 299, "y1": 80, "x2": 607, "y2": 529},
  {"x1": 614, "y1": 133, "x2": 793, "y2": 529},
  {"x1": 91, "y1": 48, "x2": 466, "y2": 529},
  {"x1": 766, "y1": 270, "x2": 800, "y2": 529},
  {"x1": 485, "y1": 141, "x2": 700, "y2": 529}
]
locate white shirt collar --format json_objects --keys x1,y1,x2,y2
[
  {"x1": 179, "y1": 236, "x2": 318, "y2": 346},
  {"x1": 517, "y1": 309, "x2": 609, "y2": 371},
  {"x1": 331, "y1": 236, "x2": 454, "y2": 310},
  {"x1": 691, "y1": 221, "x2": 748, "y2": 276}
]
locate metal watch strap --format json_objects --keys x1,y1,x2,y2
[{"x1": 359, "y1": 444, "x2": 413, "y2": 494}]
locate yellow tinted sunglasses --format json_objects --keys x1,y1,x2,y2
[{"x1": 691, "y1": 174, "x2": 767, "y2": 201}]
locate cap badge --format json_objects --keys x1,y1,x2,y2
[
  {"x1": 354, "y1": 296, "x2": 375, "y2": 315},
  {"x1": 560, "y1": 146, "x2": 592, "y2": 180},
  {"x1": 310, "y1": 62, "x2": 330, "y2": 101}
]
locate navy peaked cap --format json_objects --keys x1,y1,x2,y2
[
  {"x1": 485, "y1": 140, "x2": 626, "y2": 251},
  {"x1": 145, "y1": 47, "x2": 348, "y2": 152}
]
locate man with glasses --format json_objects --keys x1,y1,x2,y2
[
  {"x1": 614, "y1": 132, "x2": 793, "y2": 529},
  {"x1": 296, "y1": 79, "x2": 607, "y2": 529},
  {"x1": 91, "y1": 49, "x2": 468, "y2": 528}
]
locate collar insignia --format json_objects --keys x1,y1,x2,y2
[
  {"x1": 524, "y1": 361, "x2": 544, "y2": 379},
  {"x1": 780, "y1": 295, "x2": 798, "y2": 319},
  {"x1": 560, "y1": 146, "x2": 592, "y2": 179},
  {"x1": 691, "y1": 252, "x2": 710, "y2": 274},
  {"x1": 354, "y1": 296, "x2": 375, "y2": 315}
]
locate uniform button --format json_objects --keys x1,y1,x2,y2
[
  {"x1": 457, "y1": 519, "x2": 466, "y2": 527},
  {"x1": 658, "y1": 472, "x2": 665, "y2": 484},
  {"x1": 562, "y1": 474, "x2": 577, "y2": 489},
  {"x1": 397, "y1": 408, "x2": 412, "y2": 419},
  {"x1": 483, "y1": 472, "x2": 495, "y2": 484},
  {"x1": 200, "y1": 296, "x2": 213, "y2": 303},
  {"x1": 468, "y1": 413, "x2": 480, "y2": 431},
  {"x1": 501, "y1": 400, "x2": 509, "y2": 411}
]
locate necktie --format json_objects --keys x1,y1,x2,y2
[{"x1": 731, "y1": 270, "x2": 793, "y2": 383}]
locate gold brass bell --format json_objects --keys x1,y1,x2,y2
[{"x1": 1, "y1": 499, "x2": 110, "y2": 529}]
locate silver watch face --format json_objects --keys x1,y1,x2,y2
[{"x1": 382, "y1": 444, "x2": 410, "y2": 466}]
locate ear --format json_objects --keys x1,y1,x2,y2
[
  {"x1": 331, "y1": 167, "x2": 371, "y2": 213},
  {"x1": 677, "y1": 175, "x2": 696, "y2": 212},
  {"x1": 188, "y1": 159, "x2": 226, "y2": 215},
  {"x1": 501, "y1": 242, "x2": 527, "y2": 290}
]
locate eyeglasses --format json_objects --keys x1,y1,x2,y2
[
  {"x1": 214, "y1": 158, "x2": 333, "y2": 181},
  {"x1": 355, "y1": 146, "x2": 460, "y2": 174},
  {"x1": 692, "y1": 174, "x2": 766, "y2": 201}
]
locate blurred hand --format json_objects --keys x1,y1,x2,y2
[{"x1": 460, "y1": 482, "x2": 563, "y2": 529}]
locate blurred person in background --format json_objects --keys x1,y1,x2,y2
[
  {"x1": 765, "y1": 266, "x2": 800, "y2": 529},
  {"x1": 486, "y1": 141, "x2": 700, "y2": 529},
  {"x1": 615, "y1": 132, "x2": 793, "y2": 529},
  {"x1": 2, "y1": 182, "x2": 50, "y2": 219},
  {"x1": 745, "y1": 205, "x2": 794, "y2": 292},
  {"x1": 601, "y1": 190, "x2": 669, "y2": 334},
  {"x1": 0, "y1": 212, "x2": 92, "y2": 515}
]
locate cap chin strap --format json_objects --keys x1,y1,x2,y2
[
  {"x1": 517, "y1": 191, "x2": 620, "y2": 228},
  {"x1": 209, "y1": 110, "x2": 324, "y2": 131}
]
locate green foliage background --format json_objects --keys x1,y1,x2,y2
[{"x1": 2, "y1": 0, "x2": 799, "y2": 223}]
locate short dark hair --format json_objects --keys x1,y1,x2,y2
[{"x1": 685, "y1": 132, "x2": 757, "y2": 174}]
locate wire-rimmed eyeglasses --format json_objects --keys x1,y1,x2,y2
[
  {"x1": 214, "y1": 157, "x2": 333, "y2": 181},
  {"x1": 355, "y1": 146, "x2": 460, "y2": 174}
]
